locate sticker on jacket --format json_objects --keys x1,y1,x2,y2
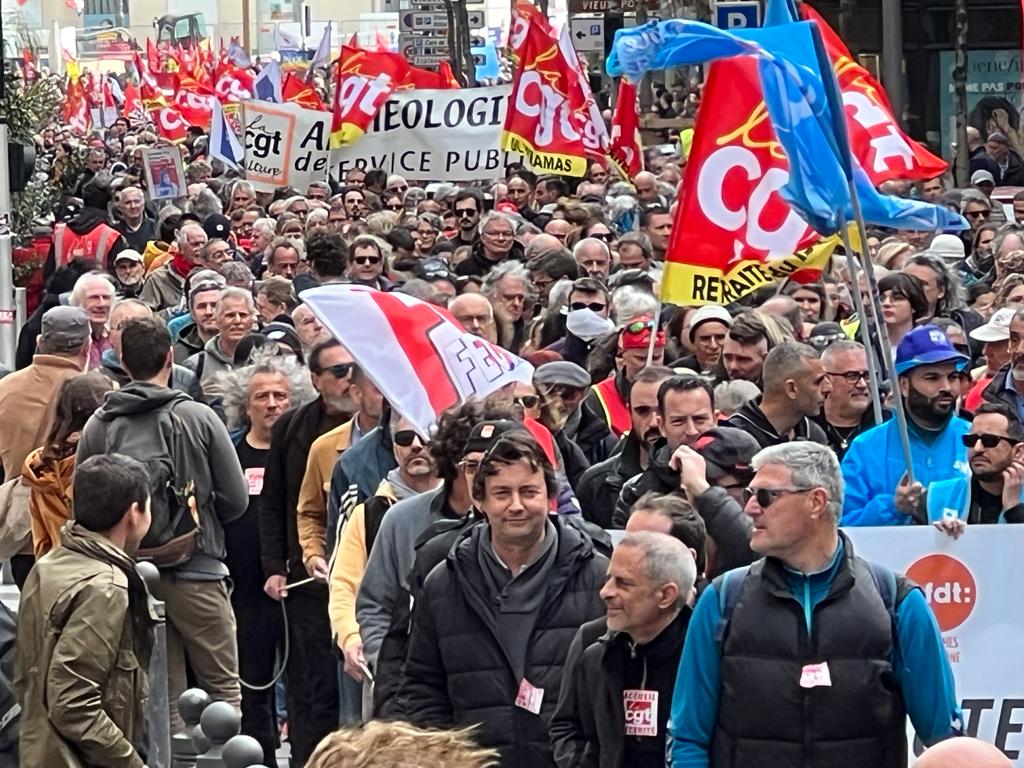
[{"x1": 624, "y1": 689, "x2": 658, "y2": 736}]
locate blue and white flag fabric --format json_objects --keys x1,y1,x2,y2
[
  {"x1": 309, "y1": 22, "x2": 333, "y2": 71},
  {"x1": 253, "y1": 60, "x2": 283, "y2": 103},
  {"x1": 227, "y1": 40, "x2": 251, "y2": 68},
  {"x1": 209, "y1": 98, "x2": 244, "y2": 170},
  {"x1": 607, "y1": 19, "x2": 968, "y2": 234}
]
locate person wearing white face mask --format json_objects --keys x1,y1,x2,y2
[{"x1": 545, "y1": 277, "x2": 615, "y2": 368}]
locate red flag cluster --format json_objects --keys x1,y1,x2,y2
[{"x1": 500, "y1": 2, "x2": 607, "y2": 177}]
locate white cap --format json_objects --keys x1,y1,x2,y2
[
  {"x1": 971, "y1": 169, "x2": 996, "y2": 186},
  {"x1": 970, "y1": 307, "x2": 1016, "y2": 343},
  {"x1": 688, "y1": 305, "x2": 733, "y2": 343},
  {"x1": 926, "y1": 233, "x2": 965, "y2": 263}
]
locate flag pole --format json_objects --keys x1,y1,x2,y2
[
  {"x1": 645, "y1": 300, "x2": 662, "y2": 367},
  {"x1": 836, "y1": 212, "x2": 883, "y2": 424},
  {"x1": 846, "y1": 183, "x2": 916, "y2": 484}
]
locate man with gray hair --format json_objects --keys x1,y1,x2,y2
[
  {"x1": 184, "y1": 286, "x2": 256, "y2": 391},
  {"x1": 724, "y1": 340, "x2": 831, "y2": 450},
  {"x1": 69, "y1": 272, "x2": 115, "y2": 369},
  {"x1": 141, "y1": 221, "x2": 208, "y2": 311},
  {"x1": 669, "y1": 441, "x2": 962, "y2": 768},
  {"x1": 482, "y1": 260, "x2": 532, "y2": 349},
  {"x1": 101, "y1": 298, "x2": 196, "y2": 392},
  {"x1": 456, "y1": 211, "x2": 526, "y2": 277},
  {"x1": 552, "y1": 530, "x2": 696, "y2": 768},
  {"x1": 0, "y1": 306, "x2": 90, "y2": 480},
  {"x1": 573, "y1": 237, "x2": 612, "y2": 281}
]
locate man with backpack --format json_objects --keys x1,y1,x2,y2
[
  {"x1": 669, "y1": 441, "x2": 962, "y2": 768},
  {"x1": 76, "y1": 316, "x2": 248, "y2": 733}
]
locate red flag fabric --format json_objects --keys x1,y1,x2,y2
[
  {"x1": 283, "y1": 73, "x2": 328, "y2": 111},
  {"x1": 215, "y1": 65, "x2": 255, "y2": 103},
  {"x1": 608, "y1": 80, "x2": 643, "y2": 179},
  {"x1": 438, "y1": 60, "x2": 461, "y2": 89},
  {"x1": 501, "y1": 2, "x2": 606, "y2": 176},
  {"x1": 330, "y1": 46, "x2": 410, "y2": 147},
  {"x1": 150, "y1": 104, "x2": 191, "y2": 143},
  {"x1": 804, "y1": 4, "x2": 947, "y2": 182},
  {"x1": 301, "y1": 285, "x2": 534, "y2": 437},
  {"x1": 173, "y1": 75, "x2": 216, "y2": 129},
  {"x1": 659, "y1": 56, "x2": 843, "y2": 306},
  {"x1": 122, "y1": 82, "x2": 145, "y2": 122},
  {"x1": 146, "y1": 38, "x2": 161, "y2": 74},
  {"x1": 63, "y1": 79, "x2": 90, "y2": 135}
]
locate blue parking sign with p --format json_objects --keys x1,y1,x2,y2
[{"x1": 713, "y1": 0, "x2": 762, "y2": 29}]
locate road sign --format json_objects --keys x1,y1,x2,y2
[
  {"x1": 569, "y1": 16, "x2": 604, "y2": 52},
  {"x1": 401, "y1": 36, "x2": 450, "y2": 55},
  {"x1": 568, "y1": 0, "x2": 658, "y2": 12},
  {"x1": 400, "y1": 9, "x2": 485, "y2": 31},
  {"x1": 411, "y1": 54, "x2": 446, "y2": 67},
  {"x1": 713, "y1": 0, "x2": 762, "y2": 29}
]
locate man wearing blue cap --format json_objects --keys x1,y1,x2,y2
[{"x1": 841, "y1": 325, "x2": 972, "y2": 526}]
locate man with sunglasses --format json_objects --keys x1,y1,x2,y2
[
  {"x1": 586, "y1": 318, "x2": 667, "y2": 438},
  {"x1": 671, "y1": 441, "x2": 961, "y2": 768},
  {"x1": 259, "y1": 338, "x2": 358, "y2": 765},
  {"x1": 546, "y1": 277, "x2": 611, "y2": 368},
  {"x1": 925, "y1": 402, "x2": 1024, "y2": 528},
  {"x1": 347, "y1": 236, "x2": 394, "y2": 291},
  {"x1": 446, "y1": 188, "x2": 484, "y2": 248},
  {"x1": 814, "y1": 340, "x2": 890, "y2": 459},
  {"x1": 842, "y1": 325, "x2": 972, "y2": 527}
]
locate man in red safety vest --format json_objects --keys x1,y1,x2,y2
[{"x1": 585, "y1": 317, "x2": 666, "y2": 438}]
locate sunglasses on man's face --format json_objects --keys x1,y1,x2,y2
[
  {"x1": 353, "y1": 255, "x2": 382, "y2": 266},
  {"x1": 589, "y1": 232, "x2": 614, "y2": 242},
  {"x1": 515, "y1": 394, "x2": 540, "y2": 409},
  {"x1": 742, "y1": 486, "x2": 814, "y2": 509},
  {"x1": 570, "y1": 301, "x2": 607, "y2": 313},
  {"x1": 393, "y1": 429, "x2": 425, "y2": 447},
  {"x1": 455, "y1": 209, "x2": 478, "y2": 219},
  {"x1": 962, "y1": 433, "x2": 1019, "y2": 449},
  {"x1": 320, "y1": 363, "x2": 354, "y2": 379}
]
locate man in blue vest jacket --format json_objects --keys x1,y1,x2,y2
[
  {"x1": 841, "y1": 325, "x2": 971, "y2": 526},
  {"x1": 669, "y1": 441, "x2": 961, "y2": 768}
]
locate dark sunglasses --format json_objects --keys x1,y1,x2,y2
[
  {"x1": 962, "y1": 433, "x2": 1019, "y2": 449},
  {"x1": 455, "y1": 209, "x2": 478, "y2": 218},
  {"x1": 826, "y1": 370, "x2": 870, "y2": 385},
  {"x1": 353, "y1": 255, "x2": 382, "y2": 266},
  {"x1": 966, "y1": 210, "x2": 991, "y2": 219},
  {"x1": 742, "y1": 486, "x2": 814, "y2": 508},
  {"x1": 515, "y1": 395, "x2": 540, "y2": 409},
  {"x1": 393, "y1": 429, "x2": 424, "y2": 447},
  {"x1": 387, "y1": 204, "x2": 404, "y2": 211},
  {"x1": 570, "y1": 301, "x2": 607, "y2": 312},
  {"x1": 319, "y1": 363, "x2": 354, "y2": 379},
  {"x1": 589, "y1": 232, "x2": 614, "y2": 242}
]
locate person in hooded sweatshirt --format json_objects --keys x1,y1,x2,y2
[
  {"x1": 22, "y1": 372, "x2": 114, "y2": 558},
  {"x1": 75, "y1": 314, "x2": 248, "y2": 734}
]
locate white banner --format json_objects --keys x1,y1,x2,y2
[
  {"x1": 329, "y1": 85, "x2": 528, "y2": 182},
  {"x1": 845, "y1": 525, "x2": 1024, "y2": 764},
  {"x1": 241, "y1": 100, "x2": 332, "y2": 192}
]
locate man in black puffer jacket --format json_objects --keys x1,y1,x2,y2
[{"x1": 398, "y1": 432, "x2": 607, "y2": 768}]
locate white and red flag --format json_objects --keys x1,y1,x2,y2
[{"x1": 301, "y1": 285, "x2": 534, "y2": 436}]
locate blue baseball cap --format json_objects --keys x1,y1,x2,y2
[{"x1": 894, "y1": 324, "x2": 970, "y2": 375}]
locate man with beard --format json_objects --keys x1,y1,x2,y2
[
  {"x1": 329, "y1": 413, "x2": 441, "y2": 719},
  {"x1": 259, "y1": 339, "x2": 357, "y2": 765},
  {"x1": 815, "y1": 340, "x2": 889, "y2": 460},
  {"x1": 613, "y1": 375, "x2": 757, "y2": 577},
  {"x1": 842, "y1": 325, "x2": 971, "y2": 526},
  {"x1": 173, "y1": 277, "x2": 225, "y2": 363},
  {"x1": 577, "y1": 366, "x2": 674, "y2": 528},
  {"x1": 924, "y1": 402, "x2": 1024, "y2": 527},
  {"x1": 724, "y1": 342, "x2": 831, "y2": 450}
]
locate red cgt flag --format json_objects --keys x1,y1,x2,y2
[
  {"x1": 330, "y1": 46, "x2": 410, "y2": 147},
  {"x1": 283, "y1": 73, "x2": 328, "y2": 111},
  {"x1": 659, "y1": 56, "x2": 844, "y2": 306},
  {"x1": 608, "y1": 79, "x2": 643, "y2": 179},
  {"x1": 174, "y1": 75, "x2": 217, "y2": 129},
  {"x1": 215, "y1": 65, "x2": 255, "y2": 104},
  {"x1": 804, "y1": 4, "x2": 947, "y2": 182},
  {"x1": 150, "y1": 104, "x2": 191, "y2": 143},
  {"x1": 501, "y1": 2, "x2": 605, "y2": 177}
]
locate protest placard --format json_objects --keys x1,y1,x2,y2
[
  {"x1": 141, "y1": 146, "x2": 186, "y2": 200},
  {"x1": 242, "y1": 100, "x2": 332, "y2": 192}
]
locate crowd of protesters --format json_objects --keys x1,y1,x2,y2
[{"x1": 1, "y1": 77, "x2": 1023, "y2": 768}]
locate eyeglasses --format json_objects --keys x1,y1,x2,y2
[
  {"x1": 826, "y1": 370, "x2": 870, "y2": 385},
  {"x1": 388, "y1": 204, "x2": 404, "y2": 211},
  {"x1": 570, "y1": 301, "x2": 607, "y2": 312},
  {"x1": 319, "y1": 363, "x2": 354, "y2": 379},
  {"x1": 353, "y1": 255, "x2": 382, "y2": 266},
  {"x1": 515, "y1": 394, "x2": 540, "y2": 409},
  {"x1": 966, "y1": 209, "x2": 991, "y2": 219},
  {"x1": 456, "y1": 209, "x2": 478, "y2": 219},
  {"x1": 589, "y1": 232, "x2": 614, "y2": 242},
  {"x1": 484, "y1": 230, "x2": 514, "y2": 239},
  {"x1": 742, "y1": 486, "x2": 815, "y2": 509},
  {"x1": 961, "y1": 433, "x2": 1020, "y2": 449},
  {"x1": 387, "y1": 185, "x2": 409, "y2": 194},
  {"x1": 458, "y1": 458, "x2": 481, "y2": 472},
  {"x1": 623, "y1": 319, "x2": 656, "y2": 334},
  {"x1": 393, "y1": 429, "x2": 425, "y2": 447}
]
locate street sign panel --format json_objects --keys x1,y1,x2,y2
[
  {"x1": 568, "y1": 0, "x2": 658, "y2": 12},
  {"x1": 569, "y1": 16, "x2": 604, "y2": 52},
  {"x1": 713, "y1": 0, "x2": 762, "y2": 29},
  {"x1": 411, "y1": 54, "x2": 446, "y2": 67},
  {"x1": 400, "y1": 9, "x2": 485, "y2": 31}
]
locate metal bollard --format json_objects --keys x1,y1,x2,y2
[
  {"x1": 195, "y1": 701, "x2": 242, "y2": 767},
  {"x1": 138, "y1": 561, "x2": 171, "y2": 768},
  {"x1": 174, "y1": 689, "x2": 211, "y2": 768},
  {"x1": 220, "y1": 734, "x2": 263, "y2": 768}
]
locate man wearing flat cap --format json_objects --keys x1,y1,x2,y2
[{"x1": 0, "y1": 306, "x2": 91, "y2": 482}]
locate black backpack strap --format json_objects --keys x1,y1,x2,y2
[
  {"x1": 865, "y1": 560, "x2": 914, "y2": 664},
  {"x1": 363, "y1": 495, "x2": 396, "y2": 555},
  {"x1": 713, "y1": 565, "x2": 750, "y2": 644}
]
